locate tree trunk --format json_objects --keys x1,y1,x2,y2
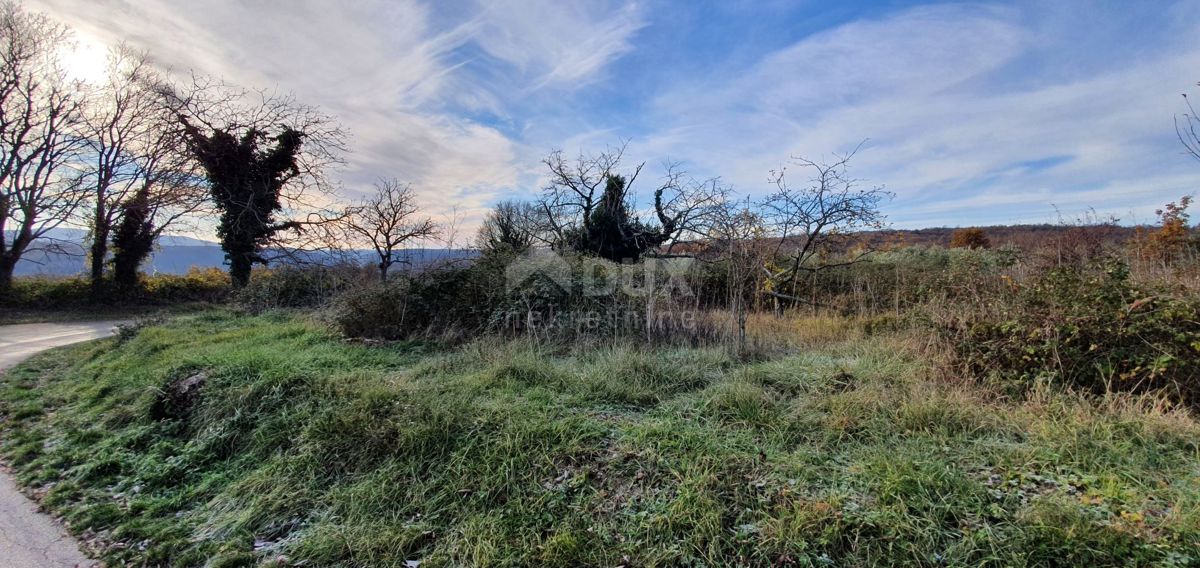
[
  {"x1": 112, "y1": 254, "x2": 140, "y2": 292},
  {"x1": 89, "y1": 228, "x2": 109, "y2": 299},
  {"x1": 0, "y1": 255, "x2": 16, "y2": 299},
  {"x1": 229, "y1": 253, "x2": 253, "y2": 288},
  {"x1": 379, "y1": 261, "x2": 389, "y2": 282}
]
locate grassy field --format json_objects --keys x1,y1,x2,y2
[{"x1": 1, "y1": 311, "x2": 1198, "y2": 566}]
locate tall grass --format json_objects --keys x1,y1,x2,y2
[{"x1": 1, "y1": 311, "x2": 1197, "y2": 566}]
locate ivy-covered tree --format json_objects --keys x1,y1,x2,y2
[
  {"x1": 570, "y1": 174, "x2": 665, "y2": 262},
  {"x1": 110, "y1": 189, "x2": 154, "y2": 292},
  {"x1": 166, "y1": 80, "x2": 346, "y2": 288},
  {"x1": 179, "y1": 123, "x2": 304, "y2": 287},
  {"x1": 538, "y1": 142, "x2": 724, "y2": 262}
]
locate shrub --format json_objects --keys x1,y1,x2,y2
[
  {"x1": 486, "y1": 253, "x2": 719, "y2": 344},
  {"x1": 2, "y1": 268, "x2": 231, "y2": 308},
  {"x1": 233, "y1": 264, "x2": 363, "y2": 313},
  {"x1": 330, "y1": 265, "x2": 495, "y2": 340},
  {"x1": 1132, "y1": 196, "x2": 1197, "y2": 266},
  {"x1": 140, "y1": 268, "x2": 231, "y2": 303},
  {"x1": 330, "y1": 251, "x2": 723, "y2": 345},
  {"x1": 943, "y1": 258, "x2": 1200, "y2": 405},
  {"x1": 4, "y1": 276, "x2": 91, "y2": 308},
  {"x1": 949, "y1": 227, "x2": 991, "y2": 249}
]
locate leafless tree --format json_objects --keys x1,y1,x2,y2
[
  {"x1": 0, "y1": 1, "x2": 87, "y2": 294},
  {"x1": 345, "y1": 178, "x2": 438, "y2": 281},
  {"x1": 759, "y1": 145, "x2": 891, "y2": 310},
  {"x1": 708, "y1": 195, "x2": 769, "y2": 352},
  {"x1": 476, "y1": 199, "x2": 539, "y2": 254},
  {"x1": 81, "y1": 45, "x2": 207, "y2": 295},
  {"x1": 654, "y1": 163, "x2": 729, "y2": 253}
]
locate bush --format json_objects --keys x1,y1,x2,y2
[
  {"x1": 330, "y1": 252, "x2": 721, "y2": 345},
  {"x1": 4, "y1": 276, "x2": 91, "y2": 308},
  {"x1": 330, "y1": 279, "x2": 416, "y2": 339},
  {"x1": 234, "y1": 264, "x2": 364, "y2": 313},
  {"x1": 3, "y1": 268, "x2": 231, "y2": 308},
  {"x1": 949, "y1": 227, "x2": 991, "y2": 249},
  {"x1": 140, "y1": 268, "x2": 231, "y2": 303},
  {"x1": 330, "y1": 265, "x2": 495, "y2": 340},
  {"x1": 943, "y1": 258, "x2": 1200, "y2": 405}
]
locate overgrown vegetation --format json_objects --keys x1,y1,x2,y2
[
  {"x1": 943, "y1": 258, "x2": 1200, "y2": 401},
  {"x1": 3, "y1": 312, "x2": 1198, "y2": 566},
  {"x1": 2, "y1": 267, "x2": 232, "y2": 310},
  {"x1": 1, "y1": 3, "x2": 1198, "y2": 565}
]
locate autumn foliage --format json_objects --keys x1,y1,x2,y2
[{"x1": 949, "y1": 227, "x2": 991, "y2": 249}]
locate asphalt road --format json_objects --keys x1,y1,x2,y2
[{"x1": 0, "y1": 321, "x2": 123, "y2": 568}]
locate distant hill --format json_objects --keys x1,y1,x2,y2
[
  {"x1": 10, "y1": 228, "x2": 475, "y2": 277},
  {"x1": 863, "y1": 224, "x2": 1139, "y2": 250},
  {"x1": 668, "y1": 223, "x2": 1143, "y2": 256},
  {"x1": 11, "y1": 223, "x2": 1144, "y2": 277}
]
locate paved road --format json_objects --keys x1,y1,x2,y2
[{"x1": 0, "y1": 321, "x2": 123, "y2": 568}]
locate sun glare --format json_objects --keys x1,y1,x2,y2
[{"x1": 61, "y1": 31, "x2": 109, "y2": 84}]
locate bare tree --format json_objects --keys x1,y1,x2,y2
[
  {"x1": 708, "y1": 194, "x2": 769, "y2": 352},
  {"x1": 654, "y1": 163, "x2": 729, "y2": 253},
  {"x1": 164, "y1": 76, "x2": 348, "y2": 287},
  {"x1": 759, "y1": 145, "x2": 891, "y2": 310},
  {"x1": 345, "y1": 178, "x2": 438, "y2": 281},
  {"x1": 0, "y1": 1, "x2": 87, "y2": 294},
  {"x1": 80, "y1": 45, "x2": 207, "y2": 296},
  {"x1": 107, "y1": 75, "x2": 208, "y2": 293},
  {"x1": 476, "y1": 199, "x2": 538, "y2": 255}
]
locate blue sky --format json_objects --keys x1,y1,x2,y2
[{"x1": 33, "y1": 0, "x2": 1200, "y2": 232}]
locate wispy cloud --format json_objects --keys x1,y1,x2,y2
[
  {"x1": 27, "y1": 0, "x2": 643, "y2": 225},
  {"x1": 636, "y1": 2, "x2": 1200, "y2": 227},
  {"x1": 466, "y1": 0, "x2": 645, "y2": 90},
  {"x1": 22, "y1": 0, "x2": 1200, "y2": 232}
]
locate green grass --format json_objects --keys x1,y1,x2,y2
[
  {"x1": 0, "y1": 301, "x2": 215, "y2": 325},
  {"x1": 1, "y1": 311, "x2": 1198, "y2": 567}
]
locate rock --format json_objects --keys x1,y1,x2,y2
[{"x1": 150, "y1": 370, "x2": 208, "y2": 421}]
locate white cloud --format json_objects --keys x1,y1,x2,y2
[
  {"x1": 21, "y1": 0, "x2": 1199, "y2": 236},
  {"x1": 638, "y1": 2, "x2": 1200, "y2": 228},
  {"x1": 466, "y1": 0, "x2": 645, "y2": 90},
  {"x1": 25, "y1": 0, "x2": 644, "y2": 235}
]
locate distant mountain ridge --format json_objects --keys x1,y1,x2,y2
[{"x1": 9, "y1": 228, "x2": 473, "y2": 277}]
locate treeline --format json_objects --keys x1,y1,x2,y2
[{"x1": 0, "y1": 1, "x2": 359, "y2": 298}]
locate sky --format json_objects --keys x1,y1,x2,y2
[{"x1": 30, "y1": 0, "x2": 1200, "y2": 235}]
